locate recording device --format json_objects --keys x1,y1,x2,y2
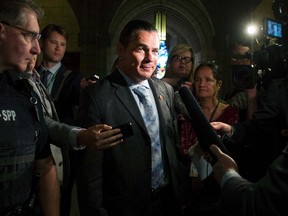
[
  {"x1": 86, "y1": 74, "x2": 99, "y2": 81},
  {"x1": 232, "y1": 1, "x2": 288, "y2": 90},
  {"x1": 232, "y1": 64, "x2": 259, "y2": 89},
  {"x1": 174, "y1": 77, "x2": 188, "y2": 91},
  {"x1": 178, "y1": 86, "x2": 229, "y2": 165},
  {"x1": 264, "y1": 18, "x2": 283, "y2": 38},
  {"x1": 113, "y1": 122, "x2": 134, "y2": 139},
  {"x1": 177, "y1": 77, "x2": 188, "y2": 85}
]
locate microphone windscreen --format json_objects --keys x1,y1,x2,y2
[{"x1": 178, "y1": 86, "x2": 228, "y2": 163}]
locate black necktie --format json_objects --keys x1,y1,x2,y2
[{"x1": 41, "y1": 70, "x2": 50, "y2": 88}]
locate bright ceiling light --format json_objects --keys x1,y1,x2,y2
[{"x1": 246, "y1": 24, "x2": 259, "y2": 36}]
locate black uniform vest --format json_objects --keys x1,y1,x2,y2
[{"x1": 0, "y1": 71, "x2": 42, "y2": 209}]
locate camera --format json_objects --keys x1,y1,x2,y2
[{"x1": 232, "y1": 0, "x2": 288, "y2": 90}]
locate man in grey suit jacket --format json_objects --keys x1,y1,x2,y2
[
  {"x1": 210, "y1": 144, "x2": 288, "y2": 216},
  {"x1": 77, "y1": 20, "x2": 186, "y2": 216},
  {"x1": 21, "y1": 54, "x2": 124, "y2": 215}
]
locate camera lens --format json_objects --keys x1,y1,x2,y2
[{"x1": 232, "y1": 65, "x2": 257, "y2": 89}]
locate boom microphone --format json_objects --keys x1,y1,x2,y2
[{"x1": 178, "y1": 86, "x2": 228, "y2": 164}]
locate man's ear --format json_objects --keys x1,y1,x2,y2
[
  {"x1": 117, "y1": 42, "x2": 124, "y2": 58},
  {"x1": 217, "y1": 80, "x2": 222, "y2": 90}
]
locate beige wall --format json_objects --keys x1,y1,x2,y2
[{"x1": 254, "y1": 0, "x2": 275, "y2": 22}]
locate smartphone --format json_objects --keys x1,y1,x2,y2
[
  {"x1": 113, "y1": 122, "x2": 134, "y2": 139},
  {"x1": 86, "y1": 74, "x2": 99, "y2": 81}
]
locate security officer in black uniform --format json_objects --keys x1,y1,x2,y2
[{"x1": 0, "y1": 0, "x2": 60, "y2": 215}]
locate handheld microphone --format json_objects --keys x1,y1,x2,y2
[{"x1": 178, "y1": 86, "x2": 228, "y2": 164}]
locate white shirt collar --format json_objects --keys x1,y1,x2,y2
[
  {"x1": 40, "y1": 62, "x2": 61, "y2": 75},
  {"x1": 118, "y1": 69, "x2": 150, "y2": 89}
]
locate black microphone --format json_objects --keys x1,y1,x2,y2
[{"x1": 178, "y1": 86, "x2": 228, "y2": 164}]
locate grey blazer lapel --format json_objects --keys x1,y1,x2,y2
[
  {"x1": 111, "y1": 72, "x2": 148, "y2": 133},
  {"x1": 149, "y1": 78, "x2": 172, "y2": 124}
]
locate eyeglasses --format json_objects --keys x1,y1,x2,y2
[
  {"x1": 173, "y1": 55, "x2": 193, "y2": 63},
  {"x1": 1, "y1": 22, "x2": 41, "y2": 41}
]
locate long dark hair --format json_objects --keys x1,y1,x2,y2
[{"x1": 194, "y1": 61, "x2": 222, "y2": 82}]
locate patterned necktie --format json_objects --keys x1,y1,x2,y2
[
  {"x1": 133, "y1": 85, "x2": 164, "y2": 189},
  {"x1": 41, "y1": 70, "x2": 50, "y2": 88}
]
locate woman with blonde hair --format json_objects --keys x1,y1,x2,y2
[{"x1": 162, "y1": 44, "x2": 194, "y2": 91}]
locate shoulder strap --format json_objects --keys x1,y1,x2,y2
[{"x1": 38, "y1": 81, "x2": 60, "y2": 121}]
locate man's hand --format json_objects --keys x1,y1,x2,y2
[
  {"x1": 210, "y1": 144, "x2": 238, "y2": 184},
  {"x1": 77, "y1": 124, "x2": 123, "y2": 150},
  {"x1": 211, "y1": 121, "x2": 233, "y2": 136},
  {"x1": 80, "y1": 77, "x2": 97, "y2": 88}
]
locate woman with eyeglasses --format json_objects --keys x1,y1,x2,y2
[{"x1": 162, "y1": 44, "x2": 194, "y2": 91}]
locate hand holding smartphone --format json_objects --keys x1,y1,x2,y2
[
  {"x1": 113, "y1": 122, "x2": 134, "y2": 139},
  {"x1": 86, "y1": 74, "x2": 99, "y2": 81}
]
